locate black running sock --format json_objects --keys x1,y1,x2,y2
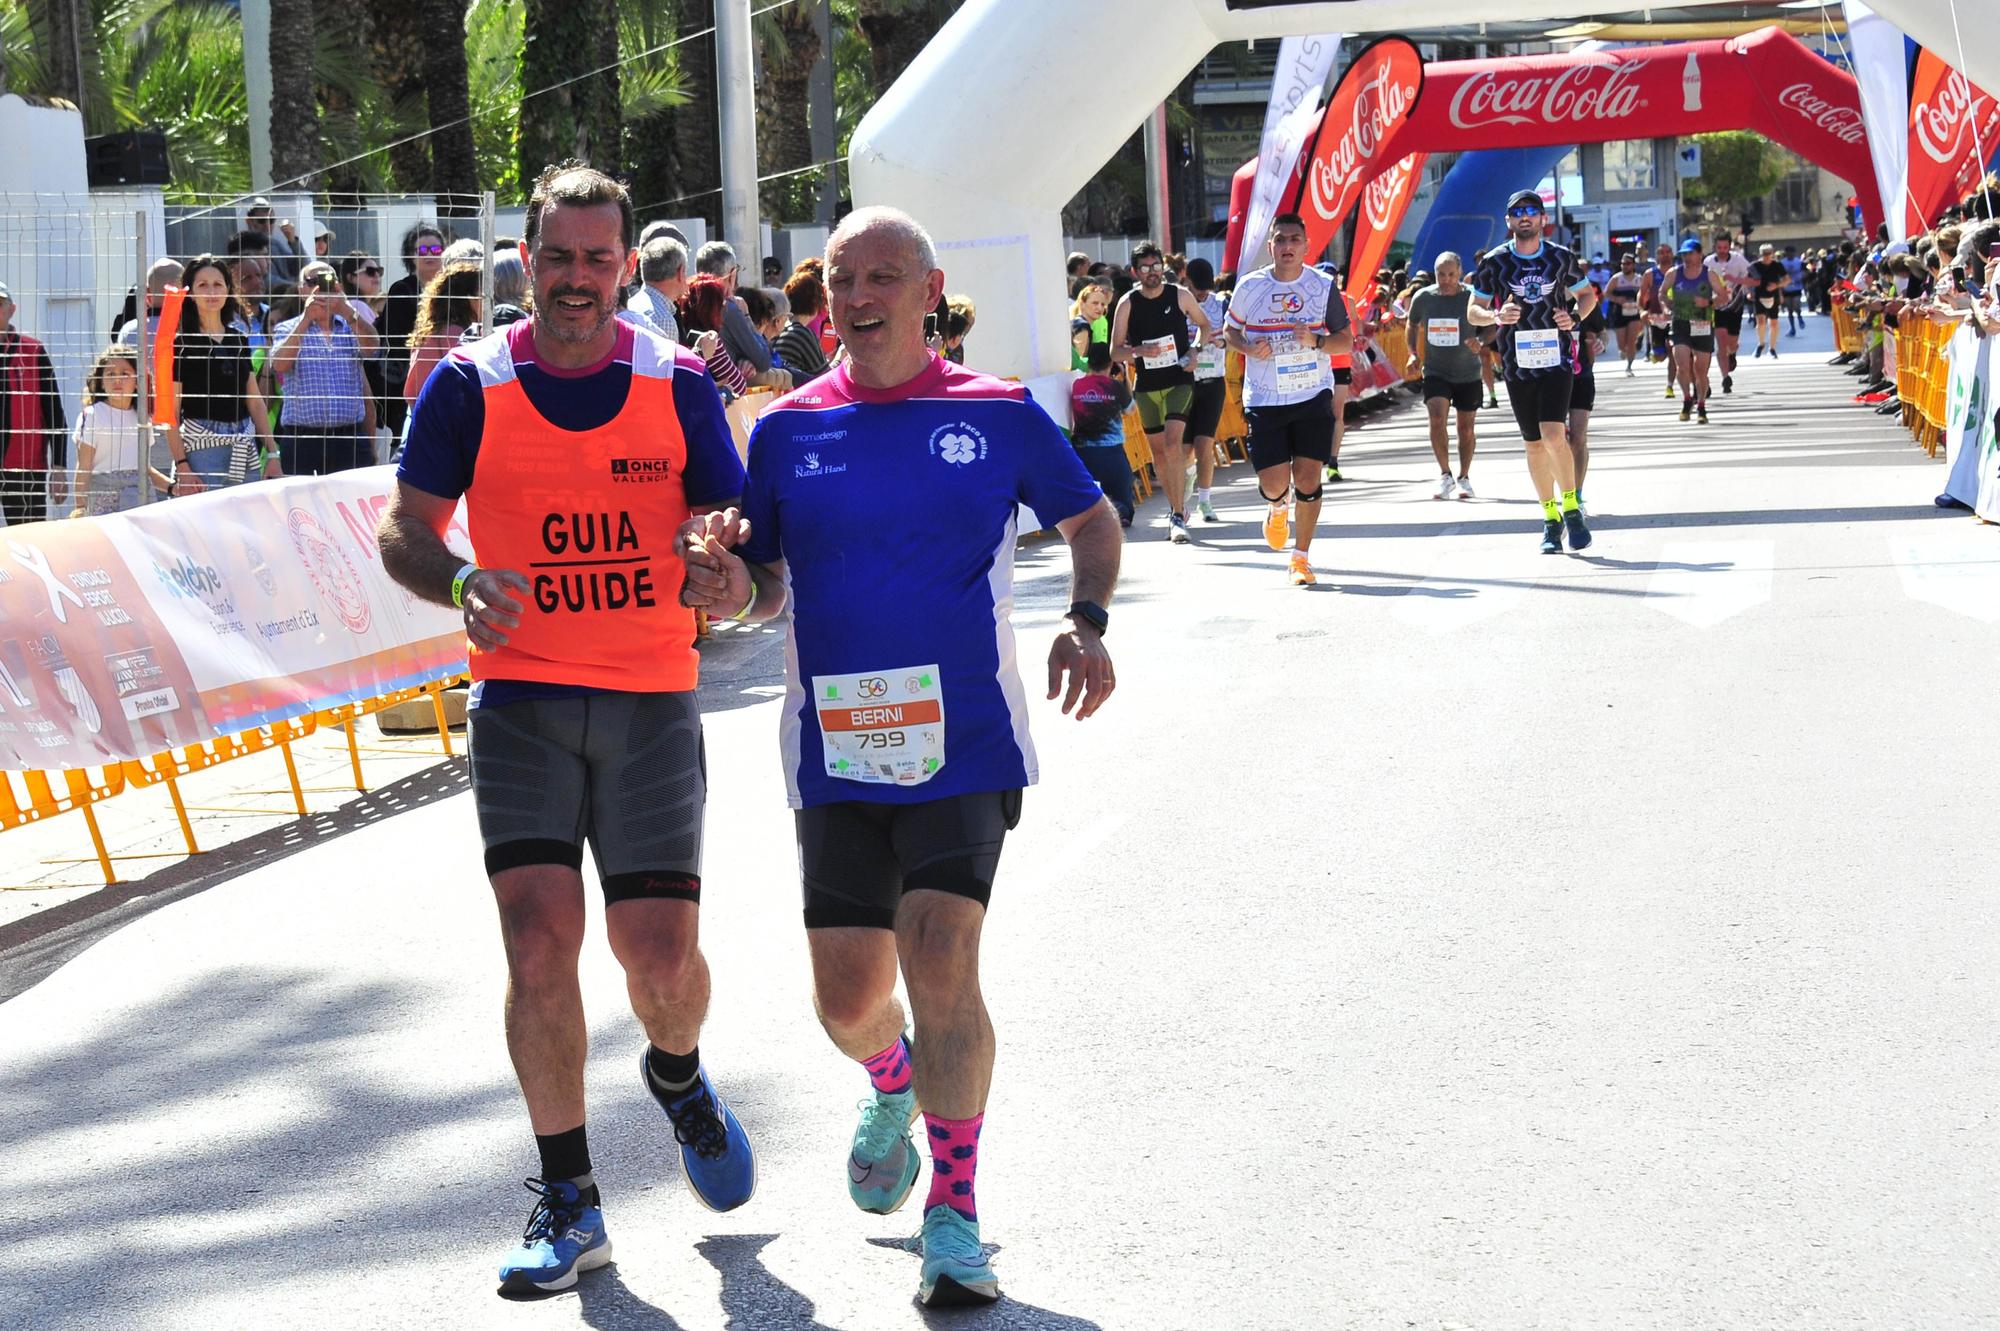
[
  {"x1": 535, "y1": 1125, "x2": 600, "y2": 1206},
  {"x1": 646, "y1": 1044, "x2": 701, "y2": 1094}
]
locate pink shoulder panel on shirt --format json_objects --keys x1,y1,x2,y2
[{"x1": 763, "y1": 357, "x2": 1026, "y2": 414}]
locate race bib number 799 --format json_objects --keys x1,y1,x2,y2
[{"x1": 813, "y1": 666, "x2": 946, "y2": 786}]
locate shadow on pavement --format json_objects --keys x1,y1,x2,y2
[
  {"x1": 0, "y1": 758, "x2": 470, "y2": 1004},
  {"x1": 0, "y1": 966, "x2": 523, "y2": 1328},
  {"x1": 697, "y1": 1233, "x2": 842, "y2": 1331}
]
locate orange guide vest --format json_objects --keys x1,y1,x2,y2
[{"x1": 459, "y1": 329, "x2": 698, "y2": 692}]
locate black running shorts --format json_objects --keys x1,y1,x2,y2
[
  {"x1": 796, "y1": 789, "x2": 1023, "y2": 930},
  {"x1": 470, "y1": 691, "x2": 705, "y2": 903},
  {"x1": 1714, "y1": 304, "x2": 1745, "y2": 336},
  {"x1": 1246, "y1": 389, "x2": 1336, "y2": 470},
  {"x1": 1571, "y1": 370, "x2": 1597, "y2": 413},
  {"x1": 1186, "y1": 377, "x2": 1227, "y2": 440},
  {"x1": 1422, "y1": 375, "x2": 1482, "y2": 413},
  {"x1": 1504, "y1": 373, "x2": 1573, "y2": 441}
]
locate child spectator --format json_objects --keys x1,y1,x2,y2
[
  {"x1": 1068, "y1": 342, "x2": 1135, "y2": 528},
  {"x1": 70, "y1": 345, "x2": 168, "y2": 516}
]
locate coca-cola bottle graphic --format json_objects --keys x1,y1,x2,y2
[{"x1": 1683, "y1": 52, "x2": 1703, "y2": 113}]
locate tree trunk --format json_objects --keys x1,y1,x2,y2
[
  {"x1": 360, "y1": 0, "x2": 434, "y2": 192},
  {"x1": 268, "y1": 0, "x2": 322, "y2": 190},
  {"x1": 26, "y1": 0, "x2": 92, "y2": 110},
  {"x1": 662, "y1": 0, "x2": 722, "y2": 235},
  {"x1": 317, "y1": 3, "x2": 368, "y2": 201},
  {"x1": 854, "y1": 0, "x2": 946, "y2": 101},
  {"x1": 418, "y1": 0, "x2": 481, "y2": 210},
  {"x1": 756, "y1": 3, "x2": 821, "y2": 222},
  {"x1": 520, "y1": 0, "x2": 622, "y2": 187}
]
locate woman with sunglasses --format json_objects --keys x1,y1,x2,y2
[
  {"x1": 381, "y1": 223, "x2": 447, "y2": 437},
  {"x1": 338, "y1": 252, "x2": 390, "y2": 451}
]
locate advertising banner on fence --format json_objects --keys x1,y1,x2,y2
[
  {"x1": 1940, "y1": 324, "x2": 2000, "y2": 520},
  {"x1": 0, "y1": 467, "x2": 468, "y2": 772}
]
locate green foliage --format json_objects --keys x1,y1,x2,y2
[{"x1": 1681, "y1": 132, "x2": 1789, "y2": 209}]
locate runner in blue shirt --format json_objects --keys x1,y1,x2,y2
[{"x1": 678, "y1": 206, "x2": 1121, "y2": 1308}]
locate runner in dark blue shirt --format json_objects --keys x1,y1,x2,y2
[{"x1": 1467, "y1": 188, "x2": 1598, "y2": 554}]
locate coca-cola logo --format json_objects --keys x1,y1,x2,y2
[
  {"x1": 1448, "y1": 60, "x2": 1645, "y2": 131},
  {"x1": 1778, "y1": 82, "x2": 1866, "y2": 145},
  {"x1": 1913, "y1": 70, "x2": 1989, "y2": 166},
  {"x1": 1306, "y1": 61, "x2": 1417, "y2": 221},
  {"x1": 1362, "y1": 157, "x2": 1418, "y2": 231}
]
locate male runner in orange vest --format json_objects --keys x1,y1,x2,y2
[{"x1": 379, "y1": 162, "x2": 754, "y2": 1296}]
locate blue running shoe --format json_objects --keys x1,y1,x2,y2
[
  {"x1": 847, "y1": 1086, "x2": 921, "y2": 1214},
  {"x1": 1540, "y1": 520, "x2": 1564, "y2": 554},
  {"x1": 919, "y1": 1205, "x2": 1000, "y2": 1307},
  {"x1": 642, "y1": 1055, "x2": 756, "y2": 1212},
  {"x1": 1564, "y1": 508, "x2": 1592, "y2": 552},
  {"x1": 496, "y1": 1177, "x2": 611, "y2": 1296}
]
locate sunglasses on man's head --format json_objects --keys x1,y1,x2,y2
[
  {"x1": 416, "y1": 243, "x2": 445, "y2": 256},
  {"x1": 1507, "y1": 205, "x2": 1544, "y2": 219}
]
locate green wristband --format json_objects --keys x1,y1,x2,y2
[{"x1": 451, "y1": 563, "x2": 478, "y2": 608}]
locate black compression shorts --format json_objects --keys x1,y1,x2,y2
[
  {"x1": 1714, "y1": 304, "x2": 1745, "y2": 335},
  {"x1": 1504, "y1": 374, "x2": 1573, "y2": 441},
  {"x1": 796, "y1": 789, "x2": 1022, "y2": 930}
]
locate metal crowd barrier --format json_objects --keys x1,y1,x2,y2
[{"x1": 3, "y1": 674, "x2": 465, "y2": 889}]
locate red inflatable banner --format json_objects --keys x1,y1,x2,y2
[
  {"x1": 1226, "y1": 27, "x2": 1885, "y2": 264},
  {"x1": 1906, "y1": 50, "x2": 2000, "y2": 233},
  {"x1": 1288, "y1": 37, "x2": 1425, "y2": 264},
  {"x1": 1346, "y1": 153, "x2": 1428, "y2": 304}
]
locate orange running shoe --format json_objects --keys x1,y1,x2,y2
[
  {"x1": 1288, "y1": 551, "x2": 1315, "y2": 586},
  {"x1": 1263, "y1": 502, "x2": 1289, "y2": 552}
]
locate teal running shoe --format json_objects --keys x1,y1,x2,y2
[
  {"x1": 496, "y1": 1177, "x2": 611, "y2": 1296},
  {"x1": 919, "y1": 1205, "x2": 999, "y2": 1307},
  {"x1": 847, "y1": 1086, "x2": 921, "y2": 1214}
]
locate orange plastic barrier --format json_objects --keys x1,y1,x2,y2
[{"x1": 1, "y1": 765, "x2": 127, "y2": 886}]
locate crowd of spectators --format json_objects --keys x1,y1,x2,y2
[{"x1": 1, "y1": 204, "x2": 975, "y2": 526}]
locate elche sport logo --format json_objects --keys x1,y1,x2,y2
[{"x1": 928, "y1": 421, "x2": 988, "y2": 466}]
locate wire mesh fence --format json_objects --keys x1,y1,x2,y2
[{"x1": 0, "y1": 191, "x2": 506, "y2": 528}]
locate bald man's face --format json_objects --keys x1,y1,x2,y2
[{"x1": 825, "y1": 226, "x2": 944, "y2": 369}]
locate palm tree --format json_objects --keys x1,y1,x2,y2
[
  {"x1": 518, "y1": 0, "x2": 621, "y2": 186},
  {"x1": 360, "y1": 0, "x2": 437, "y2": 191},
  {"x1": 23, "y1": 0, "x2": 90, "y2": 105},
  {"x1": 418, "y1": 0, "x2": 480, "y2": 208},
  {"x1": 269, "y1": 0, "x2": 322, "y2": 189},
  {"x1": 660, "y1": 0, "x2": 721, "y2": 233},
  {"x1": 850, "y1": 0, "x2": 954, "y2": 100},
  {"x1": 755, "y1": 0, "x2": 820, "y2": 223}
]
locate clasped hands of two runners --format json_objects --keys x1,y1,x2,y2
[{"x1": 674, "y1": 510, "x2": 1116, "y2": 721}]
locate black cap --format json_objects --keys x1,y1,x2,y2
[{"x1": 1506, "y1": 189, "x2": 1544, "y2": 212}]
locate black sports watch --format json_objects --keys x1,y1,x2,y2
[{"x1": 1066, "y1": 600, "x2": 1109, "y2": 638}]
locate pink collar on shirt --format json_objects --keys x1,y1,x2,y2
[{"x1": 506, "y1": 317, "x2": 635, "y2": 380}]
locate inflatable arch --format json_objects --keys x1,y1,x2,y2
[
  {"x1": 1221, "y1": 28, "x2": 1885, "y2": 274},
  {"x1": 848, "y1": 0, "x2": 1988, "y2": 384}
]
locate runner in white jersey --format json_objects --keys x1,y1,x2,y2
[
  {"x1": 1183, "y1": 258, "x2": 1229, "y2": 523},
  {"x1": 1224, "y1": 211, "x2": 1353, "y2": 586},
  {"x1": 1705, "y1": 232, "x2": 1752, "y2": 394}
]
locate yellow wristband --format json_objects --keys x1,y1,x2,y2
[
  {"x1": 728, "y1": 580, "x2": 757, "y2": 622},
  {"x1": 451, "y1": 563, "x2": 478, "y2": 608}
]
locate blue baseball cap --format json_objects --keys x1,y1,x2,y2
[{"x1": 1678, "y1": 239, "x2": 1703, "y2": 255}]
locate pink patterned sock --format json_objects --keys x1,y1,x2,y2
[
  {"x1": 922, "y1": 1111, "x2": 983, "y2": 1220},
  {"x1": 860, "y1": 1037, "x2": 911, "y2": 1096}
]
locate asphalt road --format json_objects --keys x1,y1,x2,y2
[{"x1": 4, "y1": 320, "x2": 1996, "y2": 1331}]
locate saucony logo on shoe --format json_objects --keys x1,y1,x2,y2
[{"x1": 564, "y1": 1227, "x2": 596, "y2": 1244}]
